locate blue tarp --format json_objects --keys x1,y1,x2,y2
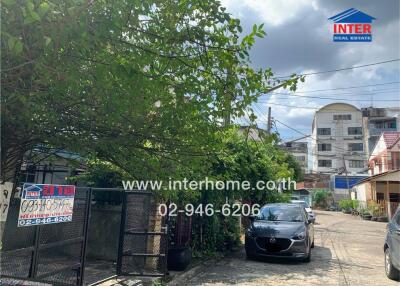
[{"x1": 334, "y1": 176, "x2": 368, "y2": 189}]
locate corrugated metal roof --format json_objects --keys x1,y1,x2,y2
[{"x1": 382, "y1": 131, "x2": 400, "y2": 148}]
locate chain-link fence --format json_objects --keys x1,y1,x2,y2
[
  {"x1": 1, "y1": 188, "x2": 92, "y2": 286},
  {"x1": 1, "y1": 188, "x2": 168, "y2": 285},
  {"x1": 116, "y1": 191, "x2": 168, "y2": 278}
]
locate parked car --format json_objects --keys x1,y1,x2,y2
[
  {"x1": 384, "y1": 206, "x2": 400, "y2": 281},
  {"x1": 291, "y1": 200, "x2": 316, "y2": 223},
  {"x1": 245, "y1": 203, "x2": 314, "y2": 262}
]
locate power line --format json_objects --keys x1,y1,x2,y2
[
  {"x1": 261, "y1": 102, "x2": 319, "y2": 110},
  {"x1": 271, "y1": 87, "x2": 399, "y2": 97},
  {"x1": 274, "y1": 118, "x2": 367, "y2": 158},
  {"x1": 259, "y1": 92, "x2": 400, "y2": 102},
  {"x1": 256, "y1": 102, "x2": 398, "y2": 112},
  {"x1": 274, "y1": 59, "x2": 400, "y2": 79},
  {"x1": 274, "y1": 118, "x2": 308, "y2": 137},
  {"x1": 275, "y1": 81, "x2": 400, "y2": 94}
]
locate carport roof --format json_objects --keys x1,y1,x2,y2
[{"x1": 353, "y1": 170, "x2": 400, "y2": 187}]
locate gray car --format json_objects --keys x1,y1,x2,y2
[
  {"x1": 385, "y1": 206, "x2": 400, "y2": 280},
  {"x1": 291, "y1": 200, "x2": 316, "y2": 223},
  {"x1": 245, "y1": 203, "x2": 314, "y2": 262}
]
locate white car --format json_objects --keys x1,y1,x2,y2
[{"x1": 291, "y1": 200, "x2": 316, "y2": 223}]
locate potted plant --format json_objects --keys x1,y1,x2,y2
[
  {"x1": 377, "y1": 215, "x2": 389, "y2": 222},
  {"x1": 339, "y1": 199, "x2": 356, "y2": 214},
  {"x1": 167, "y1": 246, "x2": 192, "y2": 271},
  {"x1": 360, "y1": 209, "x2": 372, "y2": 220},
  {"x1": 368, "y1": 201, "x2": 383, "y2": 221},
  {"x1": 362, "y1": 212, "x2": 372, "y2": 220}
]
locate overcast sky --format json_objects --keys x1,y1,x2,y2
[{"x1": 222, "y1": 0, "x2": 400, "y2": 141}]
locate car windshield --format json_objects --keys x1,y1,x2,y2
[{"x1": 256, "y1": 205, "x2": 304, "y2": 222}]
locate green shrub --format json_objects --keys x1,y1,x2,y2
[
  {"x1": 368, "y1": 201, "x2": 384, "y2": 217},
  {"x1": 313, "y1": 190, "x2": 331, "y2": 208},
  {"x1": 339, "y1": 199, "x2": 358, "y2": 211}
]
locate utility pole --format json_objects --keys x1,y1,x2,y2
[
  {"x1": 267, "y1": 107, "x2": 272, "y2": 134},
  {"x1": 342, "y1": 155, "x2": 351, "y2": 198}
]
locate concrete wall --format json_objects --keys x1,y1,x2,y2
[
  {"x1": 333, "y1": 188, "x2": 350, "y2": 202},
  {"x1": 352, "y1": 182, "x2": 372, "y2": 208}
]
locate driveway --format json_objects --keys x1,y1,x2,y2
[{"x1": 173, "y1": 210, "x2": 398, "y2": 286}]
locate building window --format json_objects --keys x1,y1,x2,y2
[
  {"x1": 389, "y1": 193, "x2": 400, "y2": 203},
  {"x1": 349, "y1": 160, "x2": 364, "y2": 168},
  {"x1": 318, "y1": 143, "x2": 332, "y2": 151},
  {"x1": 348, "y1": 143, "x2": 363, "y2": 151},
  {"x1": 333, "y1": 114, "x2": 351, "y2": 120},
  {"x1": 374, "y1": 120, "x2": 396, "y2": 129},
  {"x1": 295, "y1": 155, "x2": 306, "y2": 162},
  {"x1": 317, "y1": 128, "x2": 331, "y2": 135},
  {"x1": 318, "y1": 160, "x2": 332, "y2": 167},
  {"x1": 19, "y1": 165, "x2": 36, "y2": 183},
  {"x1": 348, "y1": 127, "x2": 362, "y2": 135}
]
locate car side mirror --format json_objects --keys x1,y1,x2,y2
[{"x1": 249, "y1": 215, "x2": 256, "y2": 222}]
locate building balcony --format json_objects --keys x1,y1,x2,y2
[{"x1": 369, "y1": 127, "x2": 397, "y2": 137}]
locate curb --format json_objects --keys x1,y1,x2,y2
[{"x1": 167, "y1": 257, "x2": 222, "y2": 285}]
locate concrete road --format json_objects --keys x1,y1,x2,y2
[{"x1": 180, "y1": 210, "x2": 399, "y2": 286}]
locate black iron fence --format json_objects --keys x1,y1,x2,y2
[
  {"x1": 1, "y1": 188, "x2": 169, "y2": 285},
  {"x1": 117, "y1": 191, "x2": 169, "y2": 278},
  {"x1": 1, "y1": 188, "x2": 92, "y2": 286}
]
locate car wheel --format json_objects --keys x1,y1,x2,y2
[
  {"x1": 385, "y1": 248, "x2": 400, "y2": 280},
  {"x1": 246, "y1": 250, "x2": 255, "y2": 260}
]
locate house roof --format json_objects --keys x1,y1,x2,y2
[
  {"x1": 316, "y1": 102, "x2": 359, "y2": 113},
  {"x1": 382, "y1": 131, "x2": 400, "y2": 149},
  {"x1": 328, "y1": 8, "x2": 376, "y2": 23},
  {"x1": 353, "y1": 170, "x2": 400, "y2": 187}
]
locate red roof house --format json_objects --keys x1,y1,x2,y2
[{"x1": 369, "y1": 131, "x2": 400, "y2": 175}]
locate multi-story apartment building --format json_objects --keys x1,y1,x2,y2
[
  {"x1": 311, "y1": 103, "x2": 367, "y2": 174},
  {"x1": 361, "y1": 107, "x2": 400, "y2": 157},
  {"x1": 238, "y1": 126, "x2": 267, "y2": 142},
  {"x1": 280, "y1": 141, "x2": 308, "y2": 173}
]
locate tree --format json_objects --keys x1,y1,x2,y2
[
  {"x1": 188, "y1": 127, "x2": 297, "y2": 253},
  {"x1": 1, "y1": 0, "x2": 299, "y2": 184}
]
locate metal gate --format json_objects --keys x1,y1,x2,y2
[
  {"x1": 116, "y1": 191, "x2": 169, "y2": 278},
  {"x1": 1, "y1": 187, "x2": 92, "y2": 286}
]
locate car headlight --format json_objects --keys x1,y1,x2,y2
[{"x1": 292, "y1": 231, "x2": 306, "y2": 240}]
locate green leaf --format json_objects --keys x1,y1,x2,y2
[
  {"x1": 44, "y1": 36, "x2": 52, "y2": 46},
  {"x1": 7, "y1": 36, "x2": 16, "y2": 51},
  {"x1": 2, "y1": 0, "x2": 16, "y2": 6},
  {"x1": 24, "y1": 16, "x2": 36, "y2": 24},
  {"x1": 14, "y1": 40, "x2": 23, "y2": 54},
  {"x1": 30, "y1": 10, "x2": 41, "y2": 21},
  {"x1": 38, "y1": 2, "x2": 50, "y2": 17},
  {"x1": 26, "y1": 0, "x2": 34, "y2": 11}
]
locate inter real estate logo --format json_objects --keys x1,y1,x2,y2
[{"x1": 328, "y1": 8, "x2": 376, "y2": 42}]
